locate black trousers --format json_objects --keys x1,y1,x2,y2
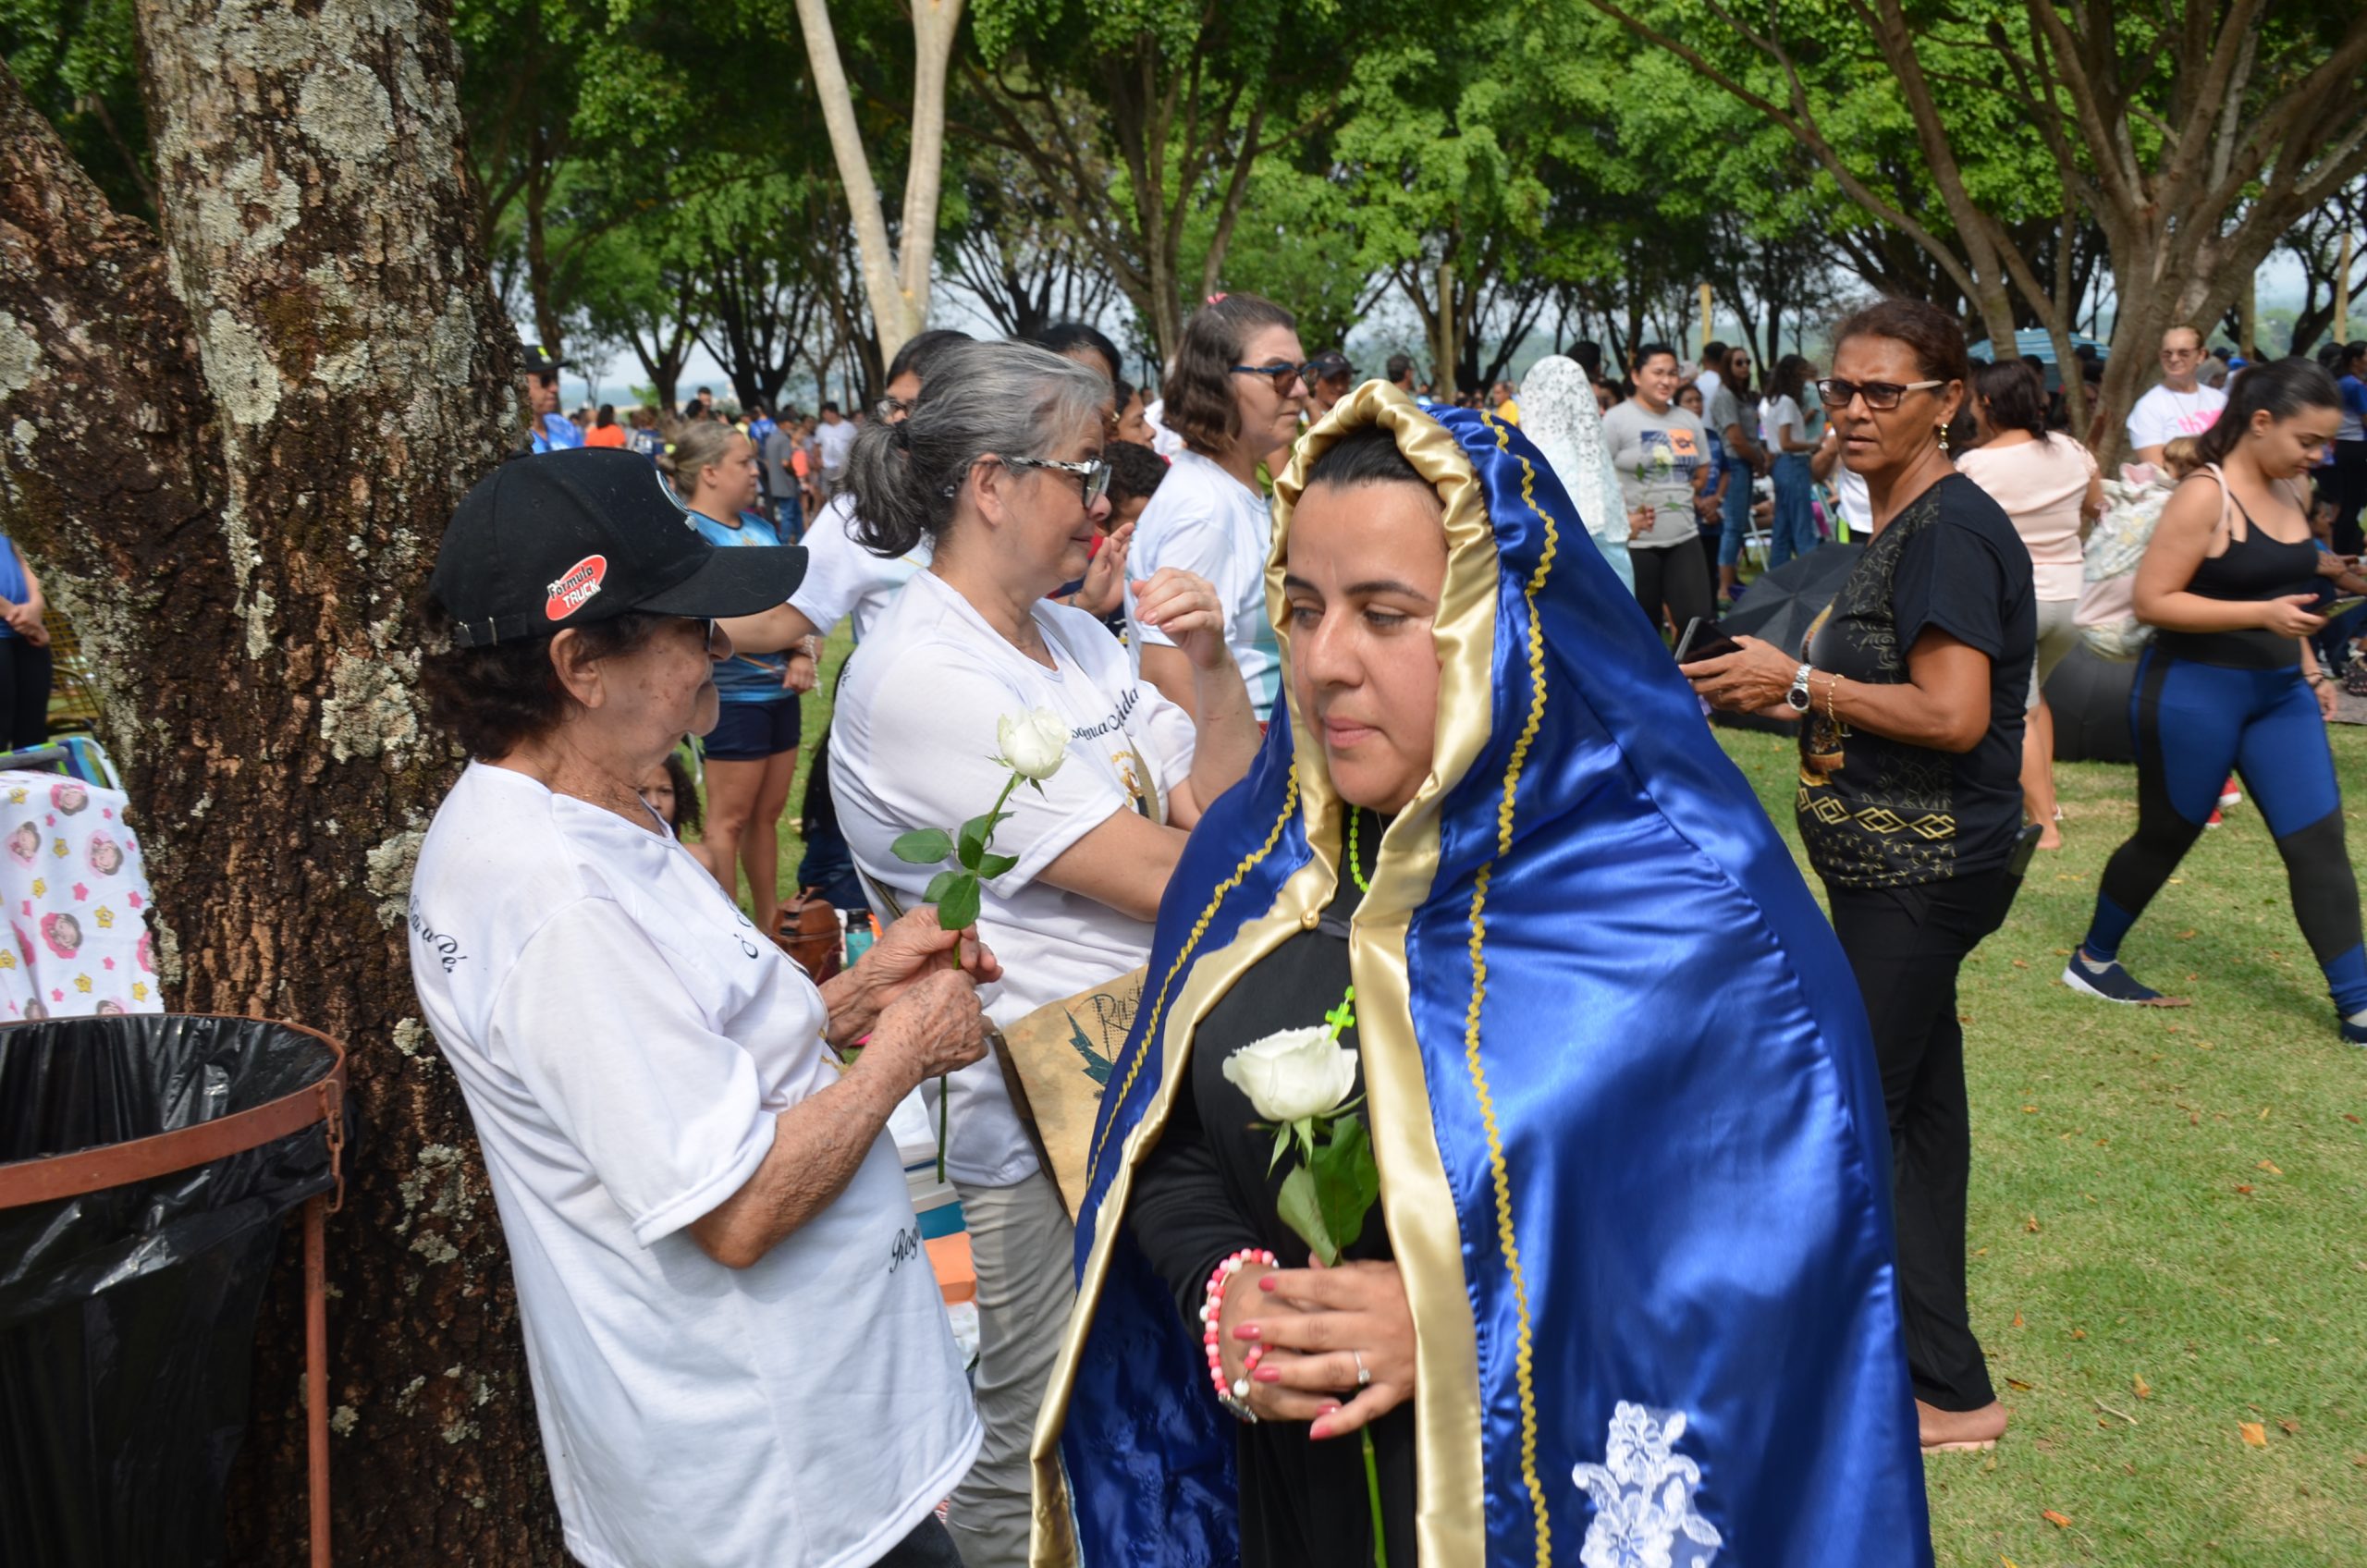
[
  {"x1": 1629, "y1": 540, "x2": 1713, "y2": 638},
  {"x1": 0, "y1": 637, "x2": 51, "y2": 751},
  {"x1": 1823, "y1": 868, "x2": 2009, "y2": 1413},
  {"x1": 570, "y1": 1511, "x2": 961, "y2": 1568},
  {"x1": 874, "y1": 1513, "x2": 964, "y2": 1567}
]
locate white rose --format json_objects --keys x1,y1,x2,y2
[
  {"x1": 997, "y1": 707, "x2": 1070, "y2": 782},
  {"x1": 1222, "y1": 1027, "x2": 1359, "y2": 1124}
]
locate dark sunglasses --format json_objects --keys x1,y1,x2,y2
[
  {"x1": 1230, "y1": 361, "x2": 1307, "y2": 395},
  {"x1": 1817, "y1": 376, "x2": 1944, "y2": 411}
]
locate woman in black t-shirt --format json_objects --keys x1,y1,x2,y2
[{"x1": 1685, "y1": 299, "x2": 2036, "y2": 1456}]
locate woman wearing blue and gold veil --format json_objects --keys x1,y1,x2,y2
[{"x1": 1028, "y1": 385, "x2": 1929, "y2": 1566}]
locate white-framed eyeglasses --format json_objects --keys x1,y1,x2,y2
[{"x1": 1003, "y1": 455, "x2": 1112, "y2": 507}]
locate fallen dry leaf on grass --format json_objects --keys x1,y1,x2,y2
[
  {"x1": 2235, "y1": 1184, "x2": 2254, "y2": 1194},
  {"x1": 2133, "y1": 1374, "x2": 2152, "y2": 1399},
  {"x1": 2006, "y1": 1377, "x2": 2035, "y2": 1391},
  {"x1": 2280, "y1": 1418, "x2": 2300, "y2": 1435},
  {"x1": 2012, "y1": 1311, "x2": 2025, "y2": 1328},
  {"x1": 2070, "y1": 1328, "x2": 2087, "y2": 1340},
  {"x1": 2240, "y1": 1422, "x2": 2268, "y2": 1447},
  {"x1": 2025, "y1": 1214, "x2": 2042, "y2": 1232},
  {"x1": 2042, "y1": 1510, "x2": 2072, "y2": 1528},
  {"x1": 2258, "y1": 1159, "x2": 2283, "y2": 1174}
]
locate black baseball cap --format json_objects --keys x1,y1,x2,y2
[
  {"x1": 431, "y1": 449, "x2": 805, "y2": 647},
  {"x1": 1306, "y1": 349, "x2": 1355, "y2": 381},
  {"x1": 522, "y1": 344, "x2": 559, "y2": 376}
]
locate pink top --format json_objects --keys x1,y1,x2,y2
[{"x1": 1956, "y1": 435, "x2": 2096, "y2": 602}]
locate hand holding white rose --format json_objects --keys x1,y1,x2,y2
[{"x1": 886, "y1": 705, "x2": 1071, "y2": 1177}]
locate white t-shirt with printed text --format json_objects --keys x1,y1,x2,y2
[
  {"x1": 2126, "y1": 382, "x2": 2226, "y2": 452},
  {"x1": 407, "y1": 764, "x2": 977, "y2": 1568},
  {"x1": 830, "y1": 570, "x2": 1196, "y2": 1186},
  {"x1": 1122, "y1": 447, "x2": 1282, "y2": 721}
]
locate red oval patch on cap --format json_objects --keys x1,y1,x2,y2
[{"x1": 546, "y1": 554, "x2": 607, "y2": 620}]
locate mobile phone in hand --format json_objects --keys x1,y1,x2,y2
[{"x1": 1674, "y1": 616, "x2": 1743, "y2": 664}]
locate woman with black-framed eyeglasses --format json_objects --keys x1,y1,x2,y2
[
  {"x1": 1687, "y1": 299, "x2": 2035, "y2": 1457},
  {"x1": 831, "y1": 339, "x2": 1261, "y2": 1563},
  {"x1": 1125, "y1": 291, "x2": 1308, "y2": 725}
]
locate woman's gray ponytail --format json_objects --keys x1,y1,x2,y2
[{"x1": 844, "y1": 340, "x2": 1111, "y2": 558}]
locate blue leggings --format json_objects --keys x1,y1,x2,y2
[{"x1": 2083, "y1": 649, "x2": 2367, "y2": 1014}]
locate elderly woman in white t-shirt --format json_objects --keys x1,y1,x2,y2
[
  {"x1": 1123, "y1": 291, "x2": 1307, "y2": 725},
  {"x1": 408, "y1": 448, "x2": 997, "y2": 1568},
  {"x1": 829, "y1": 340, "x2": 1262, "y2": 1566}
]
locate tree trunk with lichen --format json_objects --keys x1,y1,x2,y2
[{"x1": 0, "y1": 0, "x2": 564, "y2": 1557}]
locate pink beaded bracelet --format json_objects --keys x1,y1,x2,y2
[{"x1": 1200, "y1": 1248, "x2": 1277, "y2": 1423}]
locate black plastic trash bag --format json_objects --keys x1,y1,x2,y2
[{"x1": 0, "y1": 1015, "x2": 341, "y2": 1568}]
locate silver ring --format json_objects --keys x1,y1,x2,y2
[{"x1": 1353, "y1": 1350, "x2": 1371, "y2": 1389}]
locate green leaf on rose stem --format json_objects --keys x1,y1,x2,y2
[
  {"x1": 1310, "y1": 1114, "x2": 1381, "y2": 1256},
  {"x1": 891, "y1": 827, "x2": 953, "y2": 864},
  {"x1": 1275, "y1": 1165, "x2": 1341, "y2": 1267},
  {"x1": 1294, "y1": 1117, "x2": 1318, "y2": 1165},
  {"x1": 922, "y1": 869, "x2": 961, "y2": 904},
  {"x1": 975, "y1": 851, "x2": 1019, "y2": 880},
  {"x1": 1269, "y1": 1121, "x2": 1293, "y2": 1174},
  {"x1": 936, "y1": 874, "x2": 982, "y2": 932},
  {"x1": 959, "y1": 809, "x2": 1014, "y2": 871}
]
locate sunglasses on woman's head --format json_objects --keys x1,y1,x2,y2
[
  {"x1": 1004, "y1": 455, "x2": 1113, "y2": 507},
  {"x1": 1230, "y1": 361, "x2": 1307, "y2": 395},
  {"x1": 1816, "y1": 377, "x2": 1944, "y2": 411}
]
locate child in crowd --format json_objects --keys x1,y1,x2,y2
[
  {"x1": 638, "y1": 750, "x2": 717, "y2": 876},
  {"x1": 1104, "y1": 439, "x2": 1170, "y2": 534}
]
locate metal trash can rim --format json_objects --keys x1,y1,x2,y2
[{"x1": 0, "y1": 1014, "x2": 348, "y2": 1210}]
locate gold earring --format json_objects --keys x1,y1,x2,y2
[{"x1": 1937, "y1": 422, "x2": 1950, "y2": 453}]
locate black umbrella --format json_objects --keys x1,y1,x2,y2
[
  {"x1": 2042, "y1": 643, "x2": 2136, "y2": 764},
  {"x1": 1721, "y1": 543, "x2": 1864, "y2": 658}
]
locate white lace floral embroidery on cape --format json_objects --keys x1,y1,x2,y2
[{"x1": 1571, "y1": 1402, "x2": 1723, "y2": 1568}]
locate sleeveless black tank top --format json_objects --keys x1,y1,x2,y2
[{"x1": 2155, "y1": 480, "x2": 2320, "y2": 669}]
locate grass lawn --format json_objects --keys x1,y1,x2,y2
[
  {"x1": 1721, "y1": 724, "x2": 2367, "y2": 1568},
  {"x1": 758, "y1": 638, "x2": 2366, "y2": 1565}
]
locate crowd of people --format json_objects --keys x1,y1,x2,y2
[{"x1": 411, "y1": 293, "x2": 2367, "y2": 1568}]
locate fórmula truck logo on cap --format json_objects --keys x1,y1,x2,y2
[{"x1": 545, "y1": 555, "x2": 607, "y2": 620}]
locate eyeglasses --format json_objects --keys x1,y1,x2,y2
[
  {"x1": 1004, "y1": 455, "x2": 1112, "y2": 508},
  {"x1": 1817, "y1": 377, "x2": 1944, "y2": 411},
  {"x1": 875, "y1": 396, "x2": 912, "y2": 422},
  {"x1": 1230, "y1": 361, "x2": 1307, "y2": 395},
  {"x1": 692, "y1": 618, "x2": 724, "y2": 656}
]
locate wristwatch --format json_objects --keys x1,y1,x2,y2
[{"x1": 1786, "y1": 664, "x2": 1816, "y2": 713}]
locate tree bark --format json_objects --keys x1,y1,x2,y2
[
  {"x1": 0, "y1": 0, "x2": 557, "y2": 1553},
  {"x1": 793, "y1": 0, "x2": 962, "y2": 365}
]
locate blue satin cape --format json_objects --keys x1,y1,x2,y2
[{"x1": 1027, "y1": 386, "x2": 1929, "y2": 1567}]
